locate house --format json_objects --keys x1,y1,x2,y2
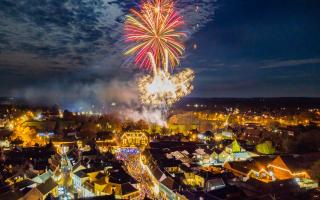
[
  {"x1": 95, "y1": 132, "x2": 116, "y2": 152},
  {"x1": 268, "y1": 155, "x2": 310, "y2": 180},
  {"x1": 13, "y1": 179, "x2": 37, "y2": 191},
  {"x1": 179, "y1": 185, "x2": 246, "y2": 200},
  {"x1": 215, "y1": 139, "x2": 257, "y2": 165},
  {"x1": 81, "y1": 148, "x2": 100, "y2": 161},
  {"x1": 214, "y1": 131, "x2": 234, "y2": 141},
  {"x1": 96, "y1": 180, "x2": 139, "y2": 199},
  {"x1": 0, "y1": 190, "x2": 25, "y2": 200},
  {"x1": 236, "y1": 178, "x2": 300, "y2": 199},
  {"x1": 23, "y1": 177, "x2": 58, "y2": 200},
  {"x1": 32, "y1": 170, "x2": 53, "y2": 184},
  {"x1": 183, "y1": 170, "x2": 227, "y2": 192},
  {"x1": 224, "y1": 153, "x2": 319, "y2": 189},
  {"x1": 72, "y1": 168, "x2": 100, "y2": 195},
  {"x1": 224, "y1": 139, "x2": 244, "y2": 154},
  {"x1": 183, "y1": 168, "x2": 204, "y2": 187},
  {"x1": 198, "y1": 171, "x2": 226, "y2": 192},
  {"x1": 224, "y1": 156, "x2": 275, "y2": 182},
  {"x1": 106, "y1": 168, "x2": 139, "y2": 199},
  {"x1": 143, "y1": 149, "x2": 181, "y2": 199},
  {"x1": 193, "y1": 148, "x2": 214, "y2": 166},
  {"x1": 197, "y1": 131, "x2": 214, "y2": 141},
  {"x1": 78, "y1": 194, "x2": 115, "y2": 200},
  {"x1": 72, "y1": 166, "x2": 139, "y2": 199},
  {"x1": 67, "y1": 147, "x2": 80, "y2": 166},
  {"x1": 121, "y1": 131, "x2": 148, "y2": 147},
  {"x1": 0, "y1": 138, "x2": 10, "y2": 149},
  {"x1": 267, "y1": 154, "x2": 319, "y2": 188},
  {"x1": 0, "y1": 179, "x2": 38, "y2": 199},
  {"x1": 72, "y1": 162, "x2": 86, "y2": 173},
  {"x1": 48, "y1": 153, "x2": 61, "y2": 172}
]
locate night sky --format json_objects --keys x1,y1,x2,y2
[{"x1": 0, "y1": 0, "x2": 320, "y2": 107}]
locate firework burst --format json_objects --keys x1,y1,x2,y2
[
  {"x1": 138, "y1": 69, "x2": 194, "y2": 106},
  {"x1": 138, "y1": 53, "x2": 194, "y2": 106},
  {"x1": 124, "y1": 0, "x2": 186, "y2": 70},
  {"x1": 142, "y1": 0, "x2": 174, "y2": 14}
]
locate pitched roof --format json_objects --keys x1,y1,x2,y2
[
  {"x1": 95, "y1": 172, "x2": 106, "y2": 180},
  {"x1": 197, "y1": 170, "x2": 225, "y2": 181},
  {"x1": 0, "y1": 190, "x2": 24, "y2": 200},
  {"x1": 161, "y1": 175, "x2": 175, "y2": 189},
  {"x1": 74, "y1": 170, "x2": 88, "y2": 178},
  {"x1": 13, "y1": 179, "x2": 36, "y2": 190},
  {"x1": 74, "y1": 167, "x2": 103, "y2": 178},
  {"x1": 121, "y1": 183, "x2": 138, "y2": 195},
  {"x1": 109, "y1": 169, "x2": 136, "y2": 184},
  {"x1": 225, "y1": 156, "x2": 275, "y2": 175},
  {"x1": 230, "y1": 139, "x2": 241, "y2": 153},
  {"x1": 72, "y1": 161, "x2": 83, "y2": 172},
  {"x1": 275, "y1": 153, "x2": 320, "y2": 172},
  {"x1": 207, "y1": 185, "x2": 245, "y2": 199},
  {"x1": 245, "y1": 178, "x2": 300, "y2": 194},
  {"x1": 36, "y1": 177, "x2": 57, "y2": 195},
  {"x1": 78, "y1": 194, "x2": 115, "y2": 200},
  {"x1": 32, "y1": 170, "x2": 53, "y2": 184}
]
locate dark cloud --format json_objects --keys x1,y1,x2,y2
[
  {"x1": 0, "y1": 0, "x2": 216, "y2": 73},
  {"x1": 1, "y1": 0, "x2": 320, "y2": 102},
  {"x1": 0, "y1": 0, "x2": 217, "y2": 110},
  {"x1": 258, "y1": 58, "x2": 320, "y2": 69}
]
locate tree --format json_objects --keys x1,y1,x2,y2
[
  {"x1": 103, "y1": 114, "x2": 122, "y2": 132},
  {"x1": 11, "y1": 138, "x2": 23, "y2": 146},
  {"x1": 232, "y1": 139, "x2": 241, "y2": 153},
  {"x1": 79, "y1": 121, "x2": 97, "y2": 138},
  {"x1": 256, "y1": 141, "x2": 276, "y2": 154},
  {"x1": 309, "y1": 160, "x2": 320, "y2": 182},
  {"x1": 150, "y1": 125, "x2": 157, "y2": 135},
  {"x1": 136, "y1": 120, "x2": 149, "y2": 130},
  {"x1": 11, "y1": 126, "x2": 43, "y2": 146},
  {"x1": 160, "y1": 127, "x2": 169, "y2": 135},
  {"x1": 63, "y1": 109, "x2": 74, "y2": 120},
  {"x1": 54, "y1": 120, "x2": 61, "y2": 134},
  {"x1": 50, "y1": 105, "x2": 60, "y2": 116},
  {"x1": 284, "y1": 130, "x2": 320, "y2": 153},
  {"x1": 122, "y1": 120, "x2": 135, "y2": 131}
]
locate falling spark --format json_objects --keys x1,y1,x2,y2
[
  {"x1": 195, "y1": 5, "x2": 199, "y2": 13},
  {"x1": 193, "y1": 43, "x2": 197, "y2": 49}
]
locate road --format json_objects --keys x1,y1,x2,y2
[
  {"x1": 58, "y1": 152, "x2": 74, "y2": 200},
  {"x1": 116, "y1": 148, "x2": 158, "y2": 199}
]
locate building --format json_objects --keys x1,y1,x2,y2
[
  {"x1": 267, "y1": 154, "x2": 319, "y2": 188},
  {"x1": 183, "y1": 169, "x2": 227, "y2": 192},
  {"x1": 32, "y1": 170, "x2": 54, "y2": 184},
  {"x1": 0, "y1": 138, "x2": 10, "y2": 149},
  {"x1": 120, "y1": 131, "x2": 148, "y2": 147},
  {"x1": 214, "y1": 139, "x2": 257, "y2": 165},
  {"x1": 224, "y1": 153, "x2": 319, "y2": 189},
  {"x1": 224, "y1": 156, "x2": 275, "y2": 182},
  {"x1": 23, "y1": 177, "x2": 58, "y2": 200},
  {"x1": 72, "y1": 167, "x2": 139, "y2": 199}
]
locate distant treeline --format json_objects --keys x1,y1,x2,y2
[{"x1": 174, "y1": 97, "x2": 320, "y2": 110}]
